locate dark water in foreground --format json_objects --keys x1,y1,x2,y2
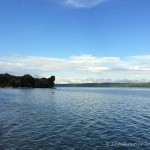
[{"x1": 0, "y1": 87, "x2": 150, "y2": 150}]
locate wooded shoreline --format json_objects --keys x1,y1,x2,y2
[{"x1": 0, "y1": 73, "x2": 55, "y2": 88}]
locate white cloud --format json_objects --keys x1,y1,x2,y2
[
  {"x1": 87, "y1": 66, "x2": 110, "y2": 72},
  {"x1": 70, "y1": 55, "x2": 120, "y2": 64},
  {"x1": 131, "y1": 55, "x2": 150, "y2": 60},
  {"x1": 62, "y1": 0, "x2": 106, "y2": 8},
  {"x1": 56, "y1": 77, "x2": 111, "y2": 84},
  {"x1": 0, "y1": 54, "x2": 150, "y2": 83}
]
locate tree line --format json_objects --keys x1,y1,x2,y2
[{"x1": 0, "y1": 73, "x2": 55, "y2": 88}]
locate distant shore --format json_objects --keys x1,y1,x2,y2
[{"x1": 56, "y1": 83, "x2": 150, "y2": 88}]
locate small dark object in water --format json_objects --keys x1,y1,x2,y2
[{"x1": 52, "y1": 92, "x2": 54, "y2": 94}]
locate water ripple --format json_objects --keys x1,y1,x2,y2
[{"x1": 0, "y1": 88, "x2": 150, "y2": 150}]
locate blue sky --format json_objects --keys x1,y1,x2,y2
[{"x1": 0, "y1": 0, "x2": 150, "y2": 83}]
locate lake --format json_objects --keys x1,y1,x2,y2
[{"x1": 0, "y1": 87, "x2": 150, "y2": 150}]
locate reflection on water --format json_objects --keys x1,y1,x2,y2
[{"x1": 0, "y1": 87, "x2": 150, "y2": 150}]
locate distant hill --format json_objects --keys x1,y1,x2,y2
[
  {"x1": 56, "y1": 82, "x2": 150, "y2": 88},
  {"x1": 0, "y1": 73, "x2": 55, "y2": 88}
]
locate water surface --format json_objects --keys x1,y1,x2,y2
[{"x1": 0, "y1": 87, "x2": 150, "y2": 150}]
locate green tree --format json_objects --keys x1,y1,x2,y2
[
  {"x1": 35, "y1": 78, "x2": 50, "y2": 88},
  {"x1": 48, "y1": 76, "x2": 55, "y2": 88},
  {"x1": 0, "y1": 73, "x2": 12, "y2": 87},
  {"x1": 20, "y1": 74, "x2": 35, "y2": 87}
]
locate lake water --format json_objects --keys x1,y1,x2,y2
[{"x1": 0, "y1": 87, "x2": 150, "y2": 150}]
